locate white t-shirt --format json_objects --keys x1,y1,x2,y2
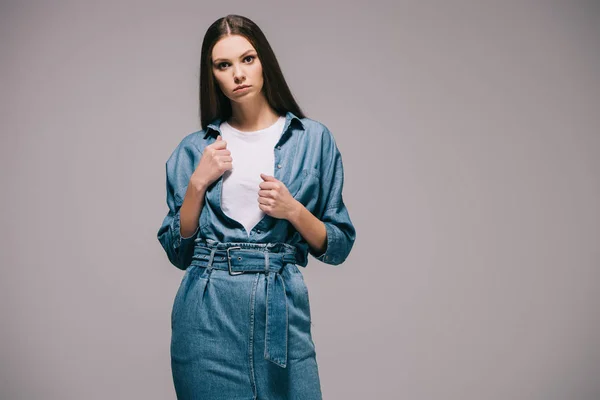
[{"x1": 219, "y1": 116, "x2": 286, "y2": 236}]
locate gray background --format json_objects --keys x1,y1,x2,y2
[{"x1": 1, "y1": 0, "x2": 599, "y2": 399}]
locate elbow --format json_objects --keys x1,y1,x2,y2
[
  {"x1": 330, "y1": 232, "x2": 355, "y2": 266},
  {"x1": 311, "y1": 221, "x2": 356, "y2": 266},
  {"x1": 157, "y1": 233, "x2": 183, "y2": 271},
  {"x1": 157, "y1": 227, "x2": 195, "y2": 271}
]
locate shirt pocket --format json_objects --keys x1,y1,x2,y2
[{"x1": 292, "y1": 169, "x2": 320, "y2": 209}]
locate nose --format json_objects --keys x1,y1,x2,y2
[{"x1": 233, "y1": 64, "x2": 245, "y2": 83}]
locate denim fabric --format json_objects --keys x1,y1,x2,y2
[
  {"x1": 157, "y1": 111, "x2": 355, "y2": 399},
  {"x1": 170, "y1": 242, "x2": 323, "y2": 399},
  {"x1": 157, "y1": 111, "x2": 356, "y2": 271}
]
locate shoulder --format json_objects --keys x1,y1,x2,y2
[
  {"x1": 178, "y1": 129, "x2": 206, "y2": 152},
  {"x1": 298, "y1": 117, "x2": 341, "y2": 157},
  {"x1": 297, "y1": 116, "x2": 337, "y2": 146},
  {"x1": 166, "y1": 129, "x2": 209, "y2": 163}
]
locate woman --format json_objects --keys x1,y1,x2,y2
[{"x1": 157, "y1": 14, "x2": 356, "y2": 400}]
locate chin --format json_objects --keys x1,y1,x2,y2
[{"x1": 232, "y1": 91, "x2": 257, "y2": 102}]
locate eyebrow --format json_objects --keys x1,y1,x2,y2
[{"x1": 212, "y1": 49, "x2": 256, "y2": 65}]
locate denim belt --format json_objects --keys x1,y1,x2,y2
[{"x1": 189, "y1": 238, "x2": 297, "y2": 368}]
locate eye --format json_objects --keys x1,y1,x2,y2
[{"x1": 214, "y1": 55, "x2": 256, "y2": 70}]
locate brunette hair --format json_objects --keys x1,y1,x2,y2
[{"x1": 198, "y1": 14, "x2": 306, "y2": 130}]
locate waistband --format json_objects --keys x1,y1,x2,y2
[
  {"x1": 189, "y1": 237, "x2": 295, "y2": 368},
  {"x1": 190, "y1": 237, "x2": 297, "y2": 274}
]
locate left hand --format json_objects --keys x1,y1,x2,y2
[{"x1": 258, "y1": 173, "x2": 300, "y2": 220}]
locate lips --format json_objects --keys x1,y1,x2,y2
[{"x1": 234, "y1": 85, "x2": 250, "y2": 92}]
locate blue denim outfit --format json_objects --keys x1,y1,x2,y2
[{"x1": 157, "y1": 111, "x2": 356, "y2": 399}]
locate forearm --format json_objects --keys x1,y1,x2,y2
[
  {"x1": 179, "y1": 183, "x2": 207, "y2": 238},
  {"x1": 287, "y1": 201, "x2": 327, "y2": 255}
]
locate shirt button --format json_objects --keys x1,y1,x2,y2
[
  {"x1": 276, "y1": 145, "x2": 281, "y2": 150},
  {"x1": 256, "y1": 229, "x2": 261, "y2": 233},
  {"x1": 277, "y1": 164, "x2": 282, "y2": 169}
]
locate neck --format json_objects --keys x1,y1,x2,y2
[{"x1": 229, "y1": 95, "x2": 280, "y2": 132}]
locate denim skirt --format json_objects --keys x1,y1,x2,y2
[{"x1": 170, "y1": 240, "x2": 323, "y2": 400}]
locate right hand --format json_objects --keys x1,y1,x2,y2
[{"x1": 190, "y1": 135, "x2": 232, "y2": 191}]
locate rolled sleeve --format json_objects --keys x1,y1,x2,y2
[{"x1": 308, "y1": 127, "x2": 356, "y2": 265}]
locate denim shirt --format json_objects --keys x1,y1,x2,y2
[{"x1": 157, "y1": 111, "x2": 356, "y2": 270}]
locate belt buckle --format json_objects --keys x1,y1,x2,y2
[{"x1": 226, "y1": 246, "x2": 244, "y2": 275}]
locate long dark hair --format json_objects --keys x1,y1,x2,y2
[{"x1": 199, "y1": 14, "x2": 306, "y2": 130}]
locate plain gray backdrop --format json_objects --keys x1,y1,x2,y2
[{"x1": 1, "y1": 1, "x2": 599, "y2": 399}]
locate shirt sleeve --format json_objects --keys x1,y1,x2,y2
[
  {"x1": 157, "y1": 140, "x2": 200, "y2": 270},
  {"x1": 308, "y1": 126, "x2": 356, "y2": 265}
]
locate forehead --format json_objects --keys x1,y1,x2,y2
[{"x1": 211, "y1": 35, "x2": 256, "y2": 59}]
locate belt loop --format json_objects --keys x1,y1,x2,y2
[
  {"x1": 264, "y1": 250, "x2": 270, "y2": 276},
  {"x1": 206, "y1": 247, "x2": 217, "y2": 272}
]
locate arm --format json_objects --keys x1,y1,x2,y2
[
  {"x1": 290, "y1": 127, "x2": 356, "y2": 265},
  {"x1": 180, "y1": 183, "x2": 207, "y2": 238},
  {"x1": 157, "y1": 141, "x2": 204, "y2": 270},
  {"x1": 287, "y1": 203, "x2": 328, "y2": 257}
]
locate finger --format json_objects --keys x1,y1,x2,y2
[
  {"x1": 215, "y1": 149, "x2": 232, "y2": 156},
  {"x1": 211, "y1": 137, "x2": 227, "y2": 149},
  {"x1": 259, "y1": 181, "x2": 279, "y2": 190},
  {"x1": 257, "y1": 189, "x2": 273, "y2": 197},
  {"x1": 257, "y1": 196, "x2": 270, "y2": 205},
  {"x1": 260, "y1": 173, "x2": 276, "y2": 181},
  {"x1": 212, "y1": 142, "x2": 227, "y2": 150},
  {"x1": 217, "y1": 156, "x2": 233, "y2": 163}
]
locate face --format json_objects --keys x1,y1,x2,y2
[{"x1": 211, "y1": 35, "x2": 263, "y2": 103}]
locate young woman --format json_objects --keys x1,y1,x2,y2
[{"x1": 157, "y1": 14, "x2": 356, "y2": 400}]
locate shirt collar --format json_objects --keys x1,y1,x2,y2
[{"x1": 203, "y1": 111, "x2": 305, "y2": 139}]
